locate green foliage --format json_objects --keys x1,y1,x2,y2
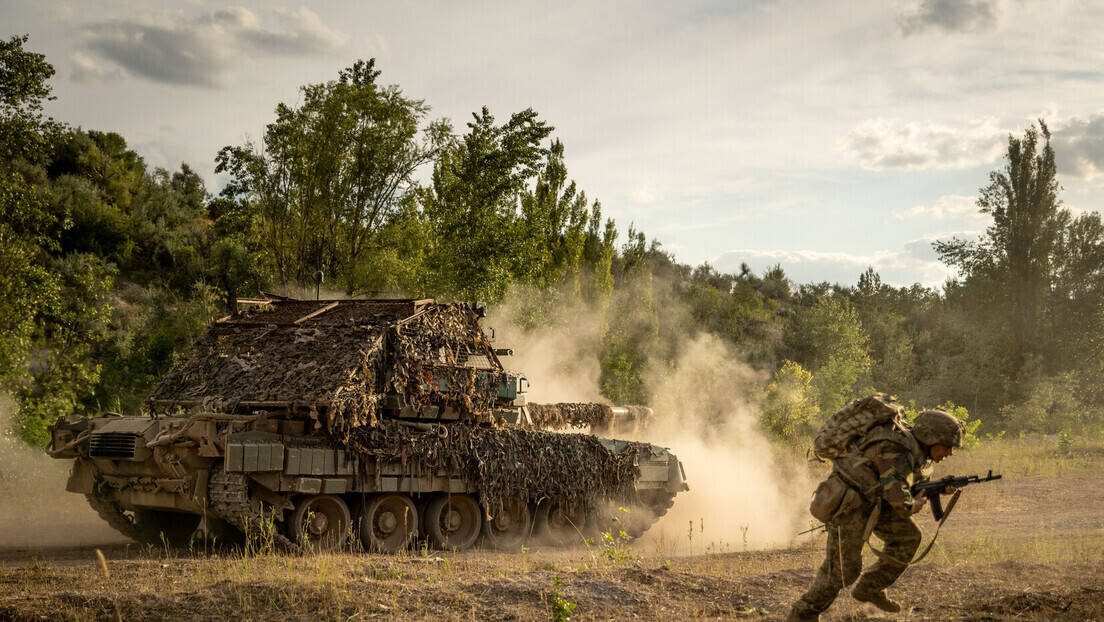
[
  {"x1": 423, "y1": 106, "x2": 553, "y2": 302},
  {"x1": 515, "y1": 140, "x2": 613, "y2": 292},
  {"x1": 785, "y1": 295, "x2": 871, "y2": 413},
  {"x1": 4, "y1": 35, "x2": 1103, "y2": 447},
  {"x1": 998, "y1": 371, "x2": 1098, "y2": 435},
  {"x1": 935, "y1": 121, "x2": 1069, "y2": 376},
  {"x1": 1056, "y1": 430, "x2": 1073, "y2": 453},
  {"x1": 545, "y1": 576, "x2": 577, "y2": 622},
  {"x1": 217, "y1": 59, "x2": 449, "y2": 294},
  {"x1": 89, "y1": 284, "x2": 220, "y2": 414},
  {"x1": 599, "y1": 329, "x2": 649, "y2": 405},
  {"x1": 598, "y1": 273, "x2": 659, "y2": 405},
  {"x1": 761, "y1": 360, "x2": 820, "y2": 442},
  {"x1": 12, "y1": 253, "x2": 114, "y2": 443},
  {"x1": 0, "y1": 34, "x2": 58, "y2": 164},
  {"x1": 584, "y1": 507, "x2": 641, "y2": 566}
]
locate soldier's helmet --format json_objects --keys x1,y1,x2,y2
[{"x1": 912, "y1": 409, "x2": 965, "y2": 448}]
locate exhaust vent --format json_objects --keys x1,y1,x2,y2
[{"x1": 89, "y1": 432, "x2": 142, "y2": 459}]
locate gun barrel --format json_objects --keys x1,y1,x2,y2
[{"x1": 911, "y1": 471, "x2": 1002, "y2": 496}]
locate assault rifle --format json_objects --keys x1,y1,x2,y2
[{"x1": 911, "y1": 469, "x2": 1002, "y2": 521}]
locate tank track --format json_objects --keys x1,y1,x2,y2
[
  {"x1": 208, "y1": 469, "x2": 299, "y2": 551},
  {"x1": 86, "y1": 493, "x2": 146, "y2": 542},
  {"x1": 624, "y1": 491, "x2": 677, "y2": 538}
]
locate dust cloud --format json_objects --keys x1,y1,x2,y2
[
  {"x1": 0, "y1": 396, "x2": 129, "y2": 548},
  {"x1": 488, "y1": 289, "x2": 816, "y2": 555},
  {"x1": 637, "y1": 335, "x2": 814, "y2": 554},
  {"x1": 489, "y1": 303, "x2": 605, "y2": 404}
]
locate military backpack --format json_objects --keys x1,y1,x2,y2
[{"x1": 812, "y1": 393, "x2": 908, "y2": 460}]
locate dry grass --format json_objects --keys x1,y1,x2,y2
[{"x1": 2, "y1": 434, "x2": 1103, "y2": 621}]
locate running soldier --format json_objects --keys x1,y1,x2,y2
[{"x1": 787, "y1": 407, "x2": 965, "y2": 621}]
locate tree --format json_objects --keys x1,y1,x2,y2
[
  {"x1": 0, "y1": 35, "x2": 62, "y2": 391},
  {"x1": 850, "y1": 267, "x2": 918, "y2": 394},
  {"x1": 515, "y1": 140, "x2": 613, "y2": 292},
  {"x1": 785, "y1": 295, "x2": 872, "y2": 413},
  {"x1": 423, "y1": 107, "x2": 552, "y2": 301},
  {"x1": 761, "y1": 360, "x2": 820, "y2": 442},
  {"x1": 0, "y1": 34, "x2": 57, "y2": 165},
  {"x1": 217, "y1": 59, "x2": 450, "y2": 294},
  {"x1": 935, "y1": 121, "x2": 1066, "y2": 366}
]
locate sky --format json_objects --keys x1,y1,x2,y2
[{"x1": 6, "y1": 0, "x2": 1104, "y2": 288}]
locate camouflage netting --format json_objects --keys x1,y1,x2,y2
[
  {"x1": 528, "y1": 403, "x2": 654, "y2": 434},
  {"x1": 529, "y1": 403, "x2": 613, "y2": 430},
  {"x1": 148, "y1": 324, "x2": 388, "y2": 423},
  {"x1": 347, "y1": 420, "x2": 644, "y2": 516},
  {"x1": 148, "y1": 298, "x2": 653, "y2": 515},
  {"x1": 383, "y1": 304, "x2": 503, "y2": 429},
  {"x1": 147, "y1": 301, "x2": 506, "y2": 436}
]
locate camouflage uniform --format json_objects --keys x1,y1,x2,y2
[{"x1": 789, "y1": 425, "x2": 928, "y2": 621}]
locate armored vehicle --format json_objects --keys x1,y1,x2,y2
[{"x1": 48, "y1": 297, "x2": 687, "y2": 552}]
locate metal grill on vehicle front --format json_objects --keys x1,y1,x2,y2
[{"x1": 89, "y1": 432, "x2": 141, "y2": 459}]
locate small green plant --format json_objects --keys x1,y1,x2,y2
[
  {"x1": 546, "y1": 576, "x2": 577, "y2": 622},
  {"x1": 588, "y1": 508, "x2": 640, "y2": 566},
  {"x1": 740, "y1": 523, "x2": 750, "y2": 551},
  {"x1": 1057, "y1": 430, "x2": 1074, "y2": 453},
  {"x1": 598, "y1": 528, "x2": 638, "y2": 565}
]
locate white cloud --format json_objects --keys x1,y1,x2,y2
[
  {"x1": 1051, "y1": 111, "x2": 1104, "y2": 179},
  {"x1": 75, "y1": 6, "x2": 349, "y2": 88},
  {"x1": 629, "y1": 186, "x2": 658, "y2": 205},
  {"x1": 357, "y1": 34, "x2": 390, "y2": 59},
  {"x1": 240, "y1": 7, "x2": 347, "y2": 56},
  {"x1": 896, "y1": 194, "x2": 987, "y2": 222},
  {"x1": 711, "y1": 238, "x2": 961, "y2": 288},
  {"x1": 838, "y1": 116, "x2": 1006, "y2": 170},
  {"x1": 68, "y1": 51, "x2": 120, "y2": 85}
]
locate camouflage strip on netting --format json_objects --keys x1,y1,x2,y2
[
  {"x1": 346, "y1": 420, "x2": 643, "y2": 516},
  {"x1": 384, "y1": 305, "x2": 503, "y2": 428},
  {"x1": 149, "y1": 302, "x2": 510, "y2": 438},
  {"x1": 528, "y1": 403, "x2": 614, "y2": 430},
  {"x1": 148, "y1": 323, "x2": 388, "y2": 411}
]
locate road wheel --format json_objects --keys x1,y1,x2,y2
[
  {"x1": 480, "y1": 496, "x2": 531, "y2": 550},
  {"x1": 358, "y1": 494, "x2": 418, "y2": 553},
  {"x1": 289, "y1": 495, "x2": 351, "y2": 551},
  {"x1": 534, "y1": 497, "x2": 587, "y2": 547},
  {"x1": 424, "y1": 493, "x2": 481, "y2": 550}
]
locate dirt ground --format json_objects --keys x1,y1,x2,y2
[{"x1": 1, "y1": 446, "x2": 1102, "y2": 621}]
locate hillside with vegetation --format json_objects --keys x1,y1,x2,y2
[{"x1": 2, "y1": 34, "x2": 1103, "y2": 447}]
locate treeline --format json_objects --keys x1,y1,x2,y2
[{"x1": 2, "y1": 35, "x2": 1103, "y2": 445}]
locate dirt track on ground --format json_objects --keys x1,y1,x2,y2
[{"x1": 1, "y1": 464, "x2": 1102, "y2": 621}]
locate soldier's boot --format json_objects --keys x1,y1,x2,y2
[
  {"x1": 786, "y1": 600, "x2": 820, "y2": 621},
  {"x1": 851, "y1": 585, "x2": 901, "y2": 613}
]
